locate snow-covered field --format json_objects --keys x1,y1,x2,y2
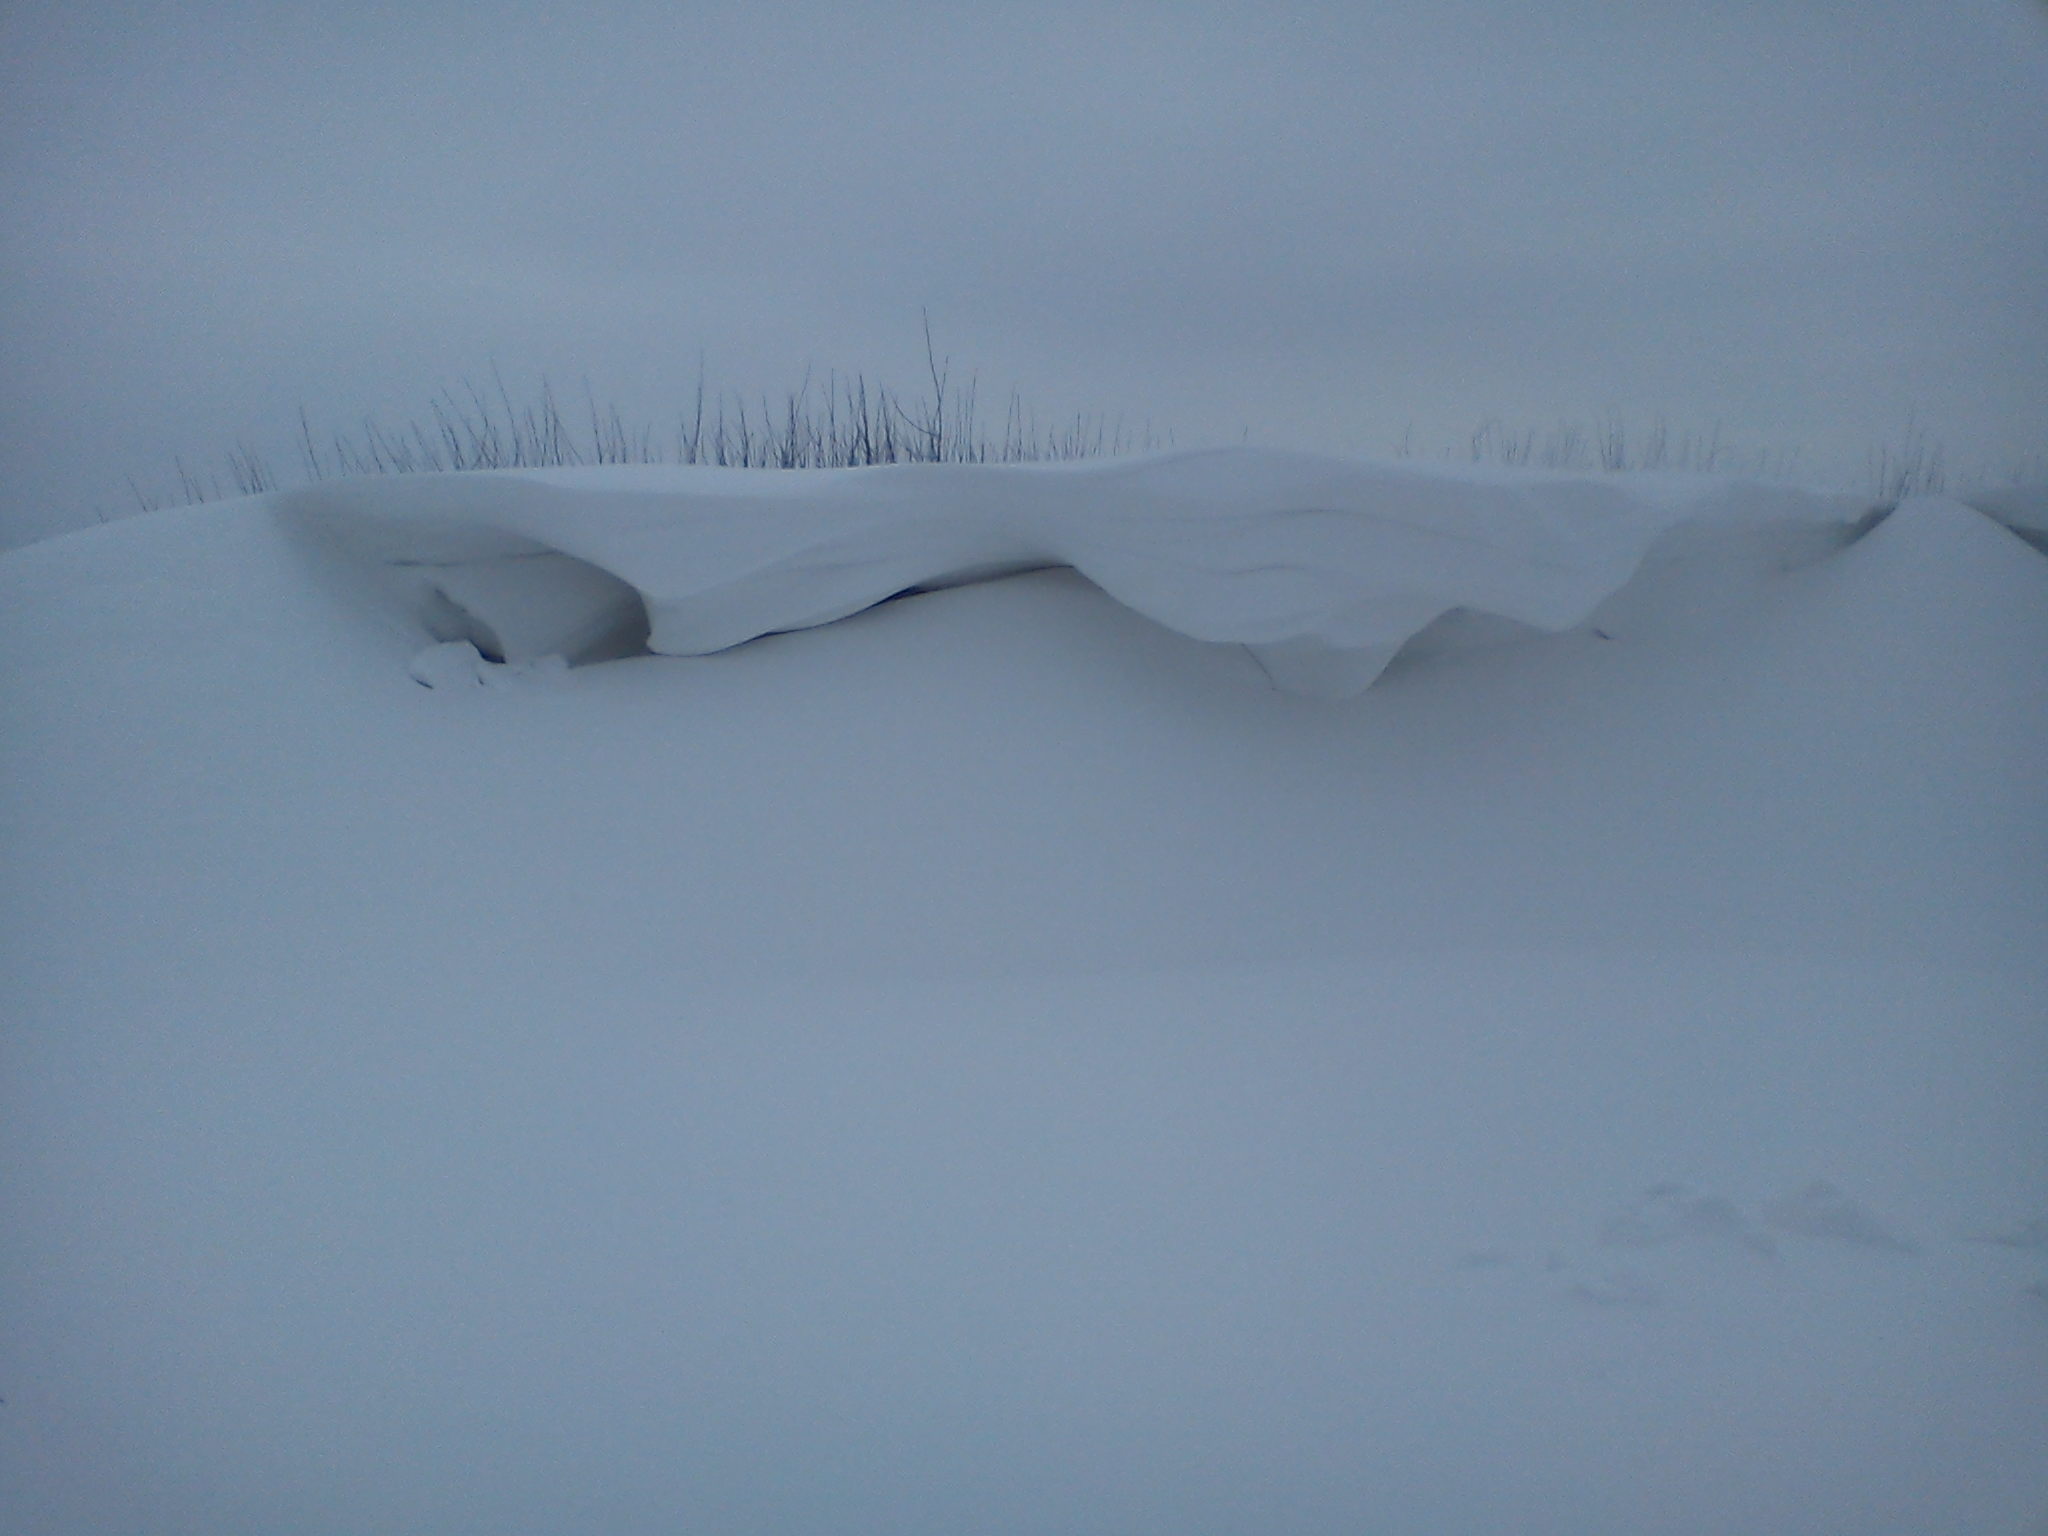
[{"x1": 3, "y1": 451, "x2": 2045, "y2": 1535}]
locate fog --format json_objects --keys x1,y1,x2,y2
[{"x1": 2, "y1": 0, "x2": 2044, "y2": 545}]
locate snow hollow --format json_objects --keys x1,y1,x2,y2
[{"x1": 3, "y1": 450, "x2": 2045, "y2": 1536}]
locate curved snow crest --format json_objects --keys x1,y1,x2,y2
[
  {"x1": 278, "y1": 448, "x2": 1871, "y2": 696},
  {"x1": 1962, "y1": 484, "x2": 2048, "y2": 553}
]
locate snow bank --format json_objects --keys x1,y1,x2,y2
[
  {"x1": 6, "y1": 459, "x2": 2047, "y2": 1536},
  {"x1": 1962, "y1": 482, "x2": 2048, "y2": 552},
  {"x1": 278, "y1": 449, "x2": 1872, "y2": 694}
]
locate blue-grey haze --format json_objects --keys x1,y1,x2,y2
[{"x1": 2, "y1": 0, "x2": 2045, "y2": 545}]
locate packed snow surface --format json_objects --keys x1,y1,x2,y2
[
  {"x1": 280, "y1": 449, "x2": 1872, "y2": 693},
  {"x1": 3, "y1": 454, "x2": 2046, "y2": 1536}
]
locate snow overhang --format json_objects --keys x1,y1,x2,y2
[{"x1": 276, "y1": 449, "x2": 1874, "y2": 696}]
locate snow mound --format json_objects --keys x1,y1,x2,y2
[
  {"x1": 1961, "y1": 482, "x2": 2048, "y2": 552},
  {"x1": 278, "y1": 449, "x2": 1871, "y2": 695}
]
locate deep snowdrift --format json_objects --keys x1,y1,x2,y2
[
  {"x1": 3, "y1": 457, "x2": 2045, "y2": 1536},
  {"x1": 279, "y1": 449, "x2": 1873, "y2": 694}
]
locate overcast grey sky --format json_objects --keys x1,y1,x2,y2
[{"x1": 2, "y1": 0, "x2": 2044, "y2": 546}]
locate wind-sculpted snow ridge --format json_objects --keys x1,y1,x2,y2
[
  {"x1": 278, "y1": 448, "x2": 1873, "y2": 695},
  {"x1": 1963, "y1": 483, "x2": 2048, "y2": 553}
]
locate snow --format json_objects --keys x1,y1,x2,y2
[
  {"x1": 1966, "y1": 481, "x2": 2048, "y2": 544},
  {"x1": 2, "y1": 456, "x2": 2045, "y2": 1536},
  {"x1": 280, "y1": 449, "x2": 1872, "y2": 695}
]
